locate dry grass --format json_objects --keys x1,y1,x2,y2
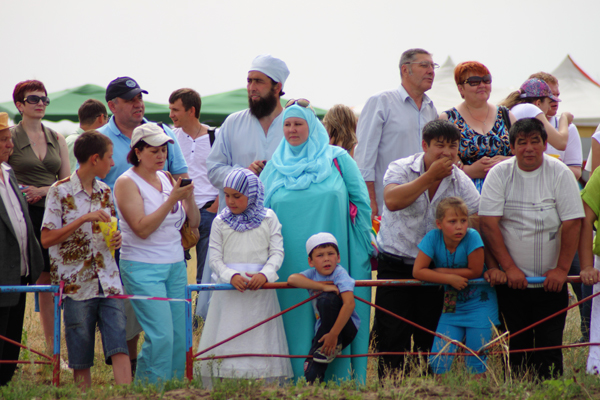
[{"x1": 4, "y1": 282, "x2": 599, "y2": 399}]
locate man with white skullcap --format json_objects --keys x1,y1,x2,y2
[
  {"x1": 207, "y1": 54, "x2": 289, "y2": 200},
  {"x1": 199, "y1": 55, "x2": 290, "y2": 318}
]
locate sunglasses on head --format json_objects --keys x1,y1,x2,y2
[
  {"x1": 24, "y1": 95, "x2": 50, "y2": 105},
  {"x1": 463, "y1": 75, "x2": 492, "y2": 86},
  {"x1": 285, "y1": 98, "x2": 310, "y2": 108},
  {"x1": 285, "y1": 98, "x2": 317, "y2": 116}
]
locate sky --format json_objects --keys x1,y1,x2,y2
[{"x1": 3, "y1": 0, "x2": 600, "y2": 115}]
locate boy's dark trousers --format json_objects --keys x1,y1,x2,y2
[{"x1": 304, "y1": 292, "x2": 358, "y2": 383}]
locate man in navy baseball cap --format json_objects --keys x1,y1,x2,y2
[{"x1": 105, "y1": 77, "x2": 148, "y2": 102}]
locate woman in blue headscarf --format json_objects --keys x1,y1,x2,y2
[{"x1": 261, "y1": 100, "x2": 372, "y2": 382}]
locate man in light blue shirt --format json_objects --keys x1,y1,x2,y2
[
  {"x1": 355, "y1": 48, "x2": 438, "y2": 219},
  {"x1": 98, "y1": 77, "x2": 188, "y2": 192},
  {"x1": 97, "y1": 76, "x2": 188, "y2": 377}
]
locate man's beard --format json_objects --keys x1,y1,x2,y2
[{"x1": 248, "y1": 88, "x2": 278, "y2": 119}]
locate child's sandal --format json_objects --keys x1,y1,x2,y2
[{"x1": 313, "y1": 343, "x2": 342, "y2": 364}]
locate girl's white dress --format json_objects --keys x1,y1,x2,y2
[{"x1": 196, "y1": 209, "x2": 293, "y2": 382}]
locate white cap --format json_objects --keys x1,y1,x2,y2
[
  {"x1": 249, "y1": 54, "x2": 290, "y2": 87},
  {"x1": 306, "y1": 232, "x2": 338, "y2": 256},
  {"x1": 131, "y1": 123, "x2": 174, "y2": 148}
]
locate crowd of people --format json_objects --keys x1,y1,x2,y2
[{"x1": 1, "y1": 48, "x2": 600, "y2": 388}]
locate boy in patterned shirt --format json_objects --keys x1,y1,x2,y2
[{"x1": 41, "y1": 131, "x2": 131, "y2": 388}]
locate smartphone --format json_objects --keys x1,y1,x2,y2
[{"x1": 180, "y1": 179, "x2": 192, "y2": 187}]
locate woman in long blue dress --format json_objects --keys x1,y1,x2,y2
[{"x1": 261, "y1": 100, "x2": 372, "y2": 382}]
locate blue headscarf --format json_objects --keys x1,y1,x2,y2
[
  {"x1": 262, "y1": 104, "x2": 346, "y2": 205},
  {"x1": 219, "y1": 168, "x2": 267, "y2": 232}
]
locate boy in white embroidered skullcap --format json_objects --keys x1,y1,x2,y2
[{"x1": 288, "y1": 232, "x2": 360, "y2": 383}]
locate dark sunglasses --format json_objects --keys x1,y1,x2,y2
[
  {"x1": 24, "y1": 95, "x2": 50, "y2": 105},
  {"x1": 463, "y1": 75, "x2": 492, "y2": 86},
  {"x1": 285, "y1": 98, "x2": 310, "y2": 108}
]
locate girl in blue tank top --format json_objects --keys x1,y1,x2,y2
[{"x1": 413, "y1": 197, "x2": 499, "y2": 376}]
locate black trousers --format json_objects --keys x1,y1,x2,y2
[
  {"x1": 496, "y1": 285, "x2": 568, "y2": 380},
  {"x1": 373, "y1": 252, "x2": 443, "y2": 378},
  {"x1": 304, "y1": 292, "x2": 358, "y2": 383},
  {"x1": 0, "y1": 277, "x2": 28, "y2": 386}
]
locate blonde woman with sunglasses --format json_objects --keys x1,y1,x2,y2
[
  {"x1": 9, "y1": 80, "x2": 71, "y2": 358},
  {"x1": 261, "y1": 99, "x2": 372, "y2": 383},
  {"x1": 439, "y1": 62, "x2": 515, "y2": 192}
]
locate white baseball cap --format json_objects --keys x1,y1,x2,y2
[{"x1": 131, "y1": 123, "x2": 174, "y2": 148}]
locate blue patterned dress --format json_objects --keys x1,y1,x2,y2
[{"x1": 445, "y1": 107, "x2": 512, "y2": 192}]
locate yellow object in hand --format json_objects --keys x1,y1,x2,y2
[{"x1": 98, "y1": 217, "x2": 118, "y2": 257}]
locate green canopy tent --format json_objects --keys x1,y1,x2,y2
[
  {"x1": 0, "y1": 84, "x2": 173, "y2": 124},
  {"x1": 0, "y1": 85, "x2": 328, "y2": 126},
  {"x1": 199, "y1": 88, "x2": 328, "y2": 126}
]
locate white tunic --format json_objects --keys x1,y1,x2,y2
[
  {"x1": 196, "y1": 209, "x2": 292, "y2": 381},
  {"x1": 206, "y1": 109, "x2": 284, "y2": 211}
]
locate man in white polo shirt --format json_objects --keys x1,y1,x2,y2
[{"x1": 480, "y1": 118, "x2": 584, "y2": 379}]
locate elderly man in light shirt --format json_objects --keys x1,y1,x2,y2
[
  {"x1": 355, "y1": 48, "x2": 439, "y2": 220},
  {"x1": 0, "y1": 112, "x2": 43, "y2": 386}
]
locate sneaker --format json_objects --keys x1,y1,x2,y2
[{"x1": 313, "y1": 344, "x2": 342, "y2": 364}]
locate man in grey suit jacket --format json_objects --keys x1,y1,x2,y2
[{"x1": 0, "y1": 112, "x2": 43, "y2": 386}]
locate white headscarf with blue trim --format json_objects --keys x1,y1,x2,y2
[
  {"x1": 220, "y1": 168, "x2": 267, "y2": 232},
  {"x1": 261, "y1": 104, "x2": 346, "y2": 205}
]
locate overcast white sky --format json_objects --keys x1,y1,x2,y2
[{"x1": 3, "y1": 0, "x2": 600, "y2": 111}]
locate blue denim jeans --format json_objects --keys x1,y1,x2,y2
[
  {"x1": 429, "y1": 323, "x2": 491, "y2": 374},
  {"x1": 195, "y1": 208, "x2": 217, "y2": 284},
  {"x1": 63, "y1": 296, "x2": 128, "y2": 370},
  {"x1": 120, "y1": 259, "x2": 187, "y2": 384},
  {"x1": 304, "y1": 292, "x2": 358, "y2": 383}
]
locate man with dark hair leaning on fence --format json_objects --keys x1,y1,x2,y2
[
  {"x1": 480, "y1": 118, "x2": 584, "y2": 379},
  {"x1": 373, "y1": 119, "x2": 480, "y2": 378}
]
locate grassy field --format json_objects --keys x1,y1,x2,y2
[{"x1": 2, "y1": 284, "x2": 599, "y2": 399}]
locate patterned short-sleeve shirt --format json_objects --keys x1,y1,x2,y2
[
  {"x1": 43, "y1": 172, "x2": 123, "y2": 300},
  {"x1": 377, "y1": 152, "x2": 480, "y2": 258}
]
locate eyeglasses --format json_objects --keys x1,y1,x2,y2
[
  {"x1": 23, "y1": 95, "x2": 50, "y2": 105},
  {"x1": 285, "y1": 98, "x2": 311, "y2": 108},
  {"x1": 403, "y1": 61, "x2": 440, "y2": 70},
  {"x1": 463, "y1": 75, "x2": 492, "y2": 86}
]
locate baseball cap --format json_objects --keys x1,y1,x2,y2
[
  {"x1": 131, "y1": 123, "x2": 174, "y2": 148},
  {"x1": 519, "y1": 78, "x2": 561, "y2": 102},
  {"x1": 106, "y1": 77, "x2": 148, "y2": 102}
]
